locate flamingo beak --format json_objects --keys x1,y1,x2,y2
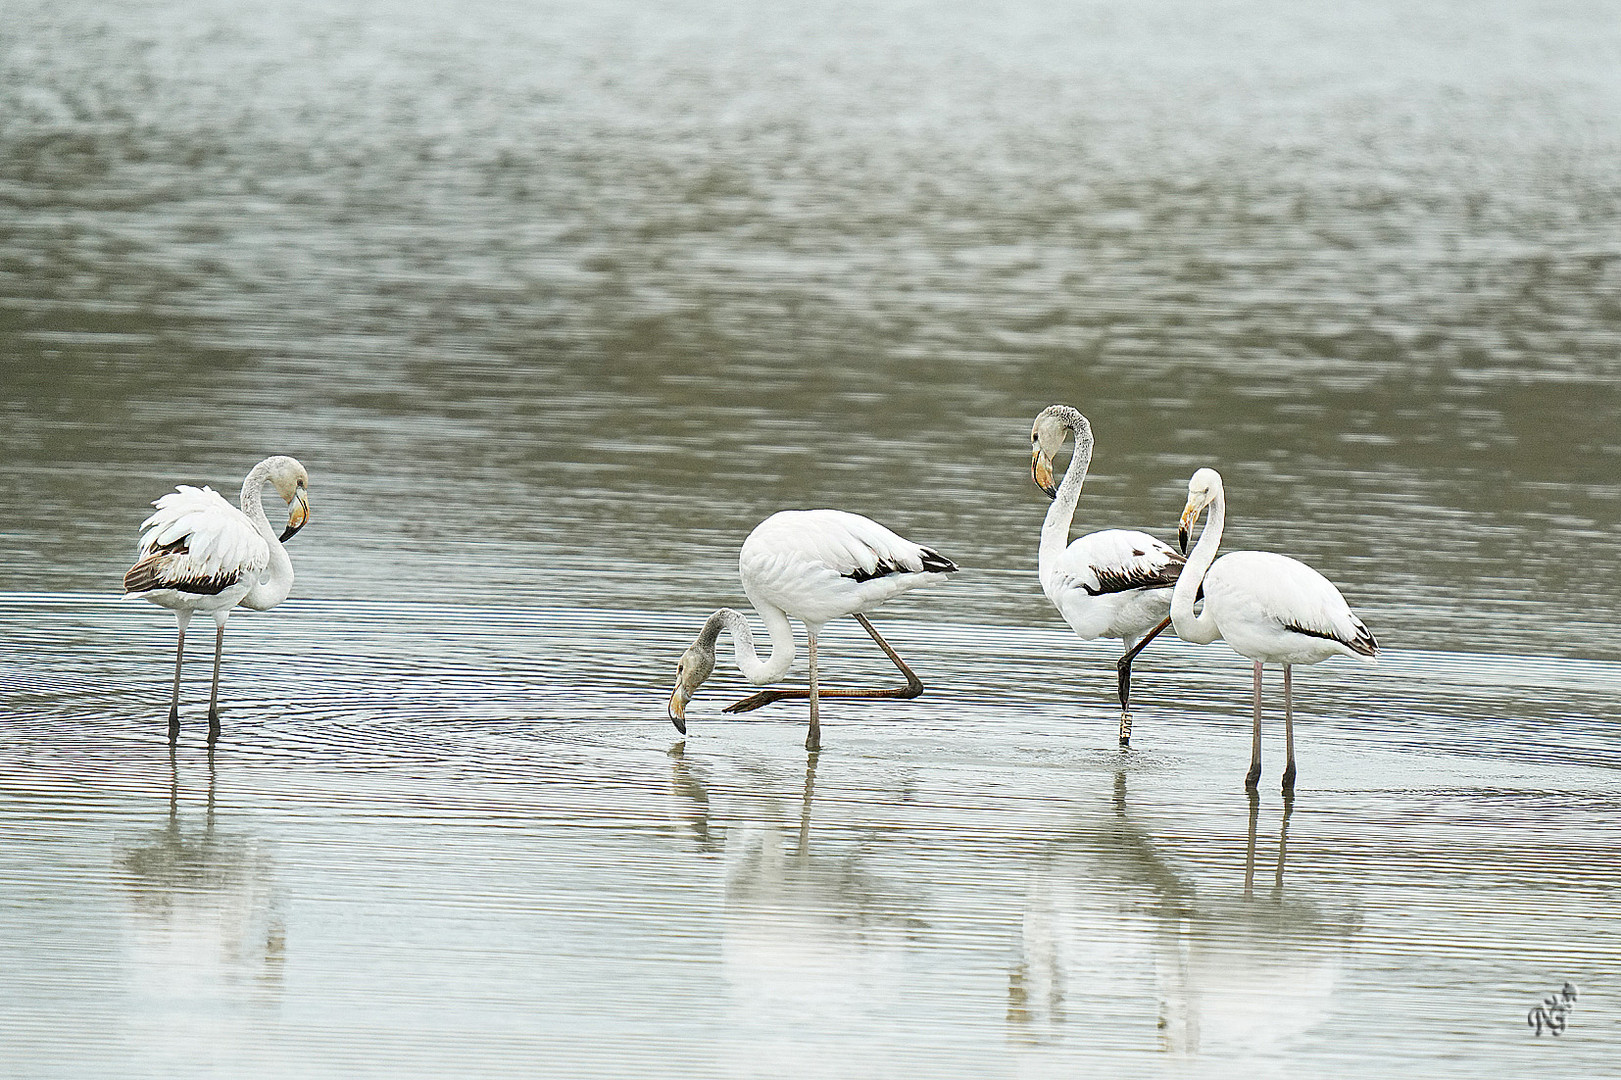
[
  {"x1": 280, "y1": 488, "x2": 310, "y2": 543},
  {"x1": 1031, "y1": 449, "x2": 1058, "y2": 499},
  {"x1": 667, "y1": 685, "x2": 690, "y2": 734},
  {"x1": 1178, "y1": 502, "x2": 1198, "y2": 555}
]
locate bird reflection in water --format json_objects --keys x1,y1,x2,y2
[
  {"x1": 666, "y1": 742, "x2": 723, "y2": 855},
  {"x1": 666, "y1": 746, "x2": 824, "y2": 864},
  {"x1": 667, "y1": 743, "x2": 828, "y2": 864},
  {"x1": 1244, "y1": 791, "x2": 1294, "y2": 901},
  {"x1": 1009, "y1": 772, "x2": 1356, "y2": 1060},
  {"x1": 666, "y1": 747, "x2": 926, "y2": 1049},
  {"x1": 117, "y1": 749, "x2": 285, "y2": 1011}
]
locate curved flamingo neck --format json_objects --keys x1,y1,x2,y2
[
  {"x1": 1170, "y1": 480, "x2": 1225, "y2": 645},
  {"x1": 702, "y1": 604, "x2": 795, "y2": 686},
  {"x1": 1039, "y1": 416, "x2": 1095, "y2": 579},
  {"x1": 237, "y1": 459, "x2": 294, "y2": 611},
  {"x1": 238, "y1": 459, "x2": 275, "y2": 539}
]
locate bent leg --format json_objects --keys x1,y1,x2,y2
[
  {"x1": 1115, "y1": 616, "x2": 1172, "y2": 747},
  {"x1": 725, "y1": 614, "x2": 926, "y2": 714}
]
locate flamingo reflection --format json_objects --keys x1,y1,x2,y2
[
  {"x1": 1009, "y1": 773, "x2": 1356, "y2": 1061},
  {"x1": 667, "y1": 749, "x2": 927, "y2": 1051},
  {"x1": 117, "y1": 751, "x2": 285, "y2": 1015}
]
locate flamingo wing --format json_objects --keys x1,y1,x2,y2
[
  {"x1": 124, "y1": 485, "x2": 269, "y2": 595},
  {"x1": 1206, "y1": 551, "x2": 1378, "y2": 658},
  {"x1": 1050, "y1": 529, "x2": 1183, "y2": 598},
  {"x1": 741, "y1": 510, "x2": 956, "y2": 626}
]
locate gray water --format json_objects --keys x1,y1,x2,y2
[{"x1": 3, "y1": 0, "x2": 1620, "y2": 1075}]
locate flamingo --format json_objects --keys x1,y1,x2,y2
[
  {"x1": 667, "y1": 509, "x2": 957, "y2": 751},
  {"x1": 123, "y1": 455, "x2": 311, "y2": 746},
  {"x1": 1031, "y1": 405, "x2": 1185, "y2": 747},
  {"x1": 1172, "y1": 467, "x2": 1378, "y2": 792}
]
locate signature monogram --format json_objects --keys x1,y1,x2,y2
[{"x1": 1527, "y1": 982, "x2": 1579, "y2": 1037}]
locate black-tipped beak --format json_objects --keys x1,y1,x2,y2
[
  {"x1": 667, "y1": 686, "x2": 689, "y2": 733},
  {"x1": 280, "y1": 489, "x2": 310, "y2": 542},
  {"x1": 1178, "y1": 503, "x2": 1201, "y2": 555},
  {"x1": 1032, "y1": 450, "x2": 1058, "y2": 499}
]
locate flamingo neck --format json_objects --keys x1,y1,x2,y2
[
  {"x1": 702, "y1": 604, "x2": 795, "y2": 686},
  {"x1": 1039, "y1": 418, "x2": 1094, "y2": 581},
  {"x1": 237, "y1": 460, "x2": 294, "y2": 612},
  {"x1": 1170, "y1": 482, "x2": 1225, "y2": 645}
]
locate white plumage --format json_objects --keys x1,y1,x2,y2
[
  {"x1": 1043, "y1": 531, "x2": 1180, "y2": 640},
  {"x1": 131, "y1": 485, "x2": 272, "y2": 601},
  {"x1": 1031, "y1": 405, "x2": 1184, "y2": 746},
  {"x1": 668, "y1": 509, "x2": 957, "y2": 751},
  {"x1": 125, "y1": 456, "x2": 311, "y2": 746},
  {"x1": 741, "y1": 510, "x2": 954, "y2": 627},
  {"x1": 1196, "y1": 551, "x2": 1376, "y2": 667},
  {"x1": 1172, "y1": 467, "x2": 1377, "y2": 792}
]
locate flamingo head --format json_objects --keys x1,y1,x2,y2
[
  {"x1": 667, "y1": 637, "x2": 717, "y2": 735},
  {"x1": 1179, "y1": 467, "x2": 1223, "y2": 554},
  {"x1": 1030, "y1": 405, "x2": 1089, "y2": 499},
  {"x1": 264, "y1": 456, "x2": 311, "y2": 542}
]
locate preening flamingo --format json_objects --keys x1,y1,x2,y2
[
  {"x1": 124, "y1": 455, "x2": 310, "y2": 746},
  {"x1": 1171, "y1": 467, "x2": 1377, "y2": 792}
]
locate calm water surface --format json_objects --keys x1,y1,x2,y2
[{"x1": 2, "y1": 0, "x2": 1620, "y2": 1076}]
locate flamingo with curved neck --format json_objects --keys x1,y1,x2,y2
[
  {"x1": 1031, "y1": 405, "x2": 1184, "y2": 747},
  {"x1": 1171, "y1": 467, "x2": 1378, "y2": 792},
  {"x1": 125, "y1": 455, "x2": 311, "y2": 745},
  {"x1": 667, "y1": 509, "x2": 956, "y2": 751}
]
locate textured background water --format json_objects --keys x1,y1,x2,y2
[{"x1": 2, "y1": 0, "x2": 1620, "y2": 1076}]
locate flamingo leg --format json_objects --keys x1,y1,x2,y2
[
  {"x1": 206, "y1": 623, "x2": 225, "y2": 747},
  {"x1": 805, "y1": 628, "x2": 821, "y2": 752},
  {"x1": 1115, "y1": 615, "x2": 1172, "y2": 748},
  {"x1": 1281, "y1": 664, "x2": 1296, "y2": 792},
  {"x1": 168, "y1": 620, "x2": 187, "y2": 745},
  {"x1": 723, "y1": 614, "x2": 925, "y2": 714},
  {"x1": 1244, "y1": 661, "x2": 1263, "y2": 792}
]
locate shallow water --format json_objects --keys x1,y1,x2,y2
[
  {"x1": 4, "y1": 597, "x2": 1621, "y2": 1077},
  {"x1": 3, "y1": 0, "x2": 1621, "y2": 1075}
]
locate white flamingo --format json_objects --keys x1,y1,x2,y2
[
  {"x1": 123, "y1": 456, "x2": 311, "y2": 746},
  {"x1": 667, "y1": 509, "x2": 957, "y2": 751},
  {"x1": 1172, "y1": 467, "x2": 1378, "y2": 792},
  {"x1": 1031, "y1": 405, "x2": 1185, "y2": 747}
]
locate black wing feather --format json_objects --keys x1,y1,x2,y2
[
  {"x1": 843, "y1": 545, "x2": 958, "y2": 583},
  {"x1": 1080, "y1": 553, "x2": 1183, "y2": 597},
  {"x1": 122, "y1": 538, "x2": 243, "y2": 595},
  {"x1": 1283, "y1": 619, "x2": 1379, "y2": 657}
]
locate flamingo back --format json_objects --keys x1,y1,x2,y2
[
  {"x1": 124, "y1": 486, "x2": 270, "y2": 596},
  {"x1": 1042, "y1": 528, "x2": 1182, "y2": 641},
  {"x1": 1204, "y1": 550, "x2": 1377, "y2": 665},
  {"x1": 739, "y1": 509, "x2": 956, "y2": 628}
]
